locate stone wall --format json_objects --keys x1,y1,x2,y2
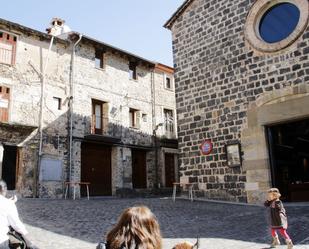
[
  {"x1": 0, "y1": 20, "x2": 177, "y2": 198},
  {"x1": 169, "y1": 0, "x2": 309, "y2": 203}
]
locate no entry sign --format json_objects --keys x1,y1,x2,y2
[{"x1": 200, "y1": 140, "x2": 213, "y2": 155}]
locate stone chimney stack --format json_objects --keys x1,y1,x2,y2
[{"x1": 46, "y1": 18, "x2": 71, "y2": 36}]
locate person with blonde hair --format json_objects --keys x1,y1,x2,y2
[
  {"x1": 264, "y1": 188, "x2": 293, "y2": 249},
  {"x1": 97, "y1": 206, "x2": 162, "y2": 249}
]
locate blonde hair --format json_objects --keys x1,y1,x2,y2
[
  {"x1": 267, "y1": 188, "x2": 281, "y2": 199},
  {"x1": 173, "y1": 242, "x2": 194, "y2": 249},
  {"x1": 106, "y1": 206, "x2": 162, "y2": 249}
]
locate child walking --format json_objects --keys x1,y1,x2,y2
[{"x1": 264, "y1": 188, "x2": 293, "y2": 249}]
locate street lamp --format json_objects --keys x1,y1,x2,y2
[{"x1": 153, "y1": 123, "x2": 163, "y2": 189}]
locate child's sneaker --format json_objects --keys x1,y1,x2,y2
[
  {"x1": 286, "y1": 239, "x2": 293, "y2": 249},
  {"x1": 270, "y1": 236, "x2": 280, "y2": 248}
]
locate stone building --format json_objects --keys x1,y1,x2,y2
[
  {"x1": 165, "y1": 0, "x2": 309, "y2": 203},
  {"x1": 0, "y1": 17, "x2": 178, "y2": 198}
]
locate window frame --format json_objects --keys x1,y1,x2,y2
[
  {"x1": 95, "y1": 49, "x2": 105, "y2": 70},
  {"x1": 91, "y1": 99, "x2": 108, "y2": 135},
  {"x1": 163, "y1": 108, "x2": 175, "y2": 136},
  {"x1": 129, "y1": 108, "x2": 141, "y2": 129},
  {"x1": 164, "y1": 73, "x2": 173, "y2": 90},
  {"x1": 0, "y1": 30, "x2": 17, "y2": 66},
  {"x1": 0, "y1": 85, "x2": 10, "y2": 123},
  {"x1": 244, "y1": 0, "x2": 309, "y2": 53},
  {"x1": 129, "y1": 62, "x2": 137, "y2": 80},
  {"x1": 53, "y1": 97, "x2": 62, "y2": 111}
]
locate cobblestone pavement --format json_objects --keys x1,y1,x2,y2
[{"x1": 15, "y1": 198, "x2": 309, "y2": 249}]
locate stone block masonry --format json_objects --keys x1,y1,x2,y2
[
  {"x1": 167, "y1": 0, "x2": 309, "y2": 203},
  {"x1": 0, "y1": 18, "x2": 178, "y2": 198}
]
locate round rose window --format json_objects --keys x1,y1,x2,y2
[
  {"x1": 259, "y1": 3, "x2": 300, "y2": 43},
  {"x1": 245, "y1": 0, "x2": 309, "y2": 53}
]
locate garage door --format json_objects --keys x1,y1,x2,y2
[{"x1": 81, "y1": 143, "x2": 112, "y2": 196}]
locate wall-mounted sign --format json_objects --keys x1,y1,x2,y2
[
  {"x1": 225, "y1": 143, "x2": 242, "y2": 167},
  {"x1": 200, "y1": 140, "x2": 213, "y2": 155}
]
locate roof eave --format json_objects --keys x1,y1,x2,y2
[{"x1": 164, "y1": 0, "x2": 196, "y2": 29}]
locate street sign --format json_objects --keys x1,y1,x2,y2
[{"x1": 200, "y1": 140, "x2": 213, "y2": 155}]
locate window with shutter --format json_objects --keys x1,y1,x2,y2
[
  {"x1": 0, "y1": 32, "x2": 17, "y2": 65},
  {"x1": 0, "y1": 86, "x2": 10, "y2": 122}
]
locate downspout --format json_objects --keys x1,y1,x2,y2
[
  {"x1": 150, "y1": 67, "x2": 158, "y2": 189},
  {"x1": 36, "y1": 35, "x2": 54, "y2": 197},
  {"x1": 68, "y1": 34, "x2": 82, "y2": 195}
]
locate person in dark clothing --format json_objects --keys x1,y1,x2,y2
[
  {"x1": 264, "y1": 188, "x2": 293, "y2": 249},
  {"x1": 97, "y1": 206, "x2": 162, "y2": 249}
]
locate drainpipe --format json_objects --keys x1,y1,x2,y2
[
  {"x1": 68, "y1": 34, "x2": 82, "y2": 195},
  {"x1": 36, "y1": 35, "x2": 54, "y2": 197},
  {"x1": 150, "y1": 68, "x2": 159, "y2": 189}
]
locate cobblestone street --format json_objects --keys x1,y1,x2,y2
[{"x1": 16, "y1": 198, "x2": 309, "y2": 249}]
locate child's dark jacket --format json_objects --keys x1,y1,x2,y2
[{"x1": 264, "y1": 200, "x2": 288, "y2": 229}]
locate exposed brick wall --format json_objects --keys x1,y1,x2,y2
[{"x1": 170, "y1": 0, "x2": 309, "y2": 202}]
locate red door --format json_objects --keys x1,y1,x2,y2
[
  {"x1": 165, "y1": 153, "x2": 176, "y2": 188},
  {"x1": 132, "y1": 150, "x2": 147, "y2": 189},
  {"x1": 81, "y1": 143, "x2": 112, "y2": 196}
]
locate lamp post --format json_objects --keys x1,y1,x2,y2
[{"x1": 153, "y1": 123, "x2": 163, "y2": 189}]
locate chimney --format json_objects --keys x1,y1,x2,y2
[{"x1": 46, "y1": 18, "x2": 71, "y2": 37}]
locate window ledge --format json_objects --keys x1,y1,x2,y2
[{"x1": 164, "y1": 87, "x2": 174, "y2": 92}]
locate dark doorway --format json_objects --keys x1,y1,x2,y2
[
  {"x1": 132, "y1": 150, "x2": 147, "y2": 189},
  {"x1": 165, "y1": 153, "x2": 176, "y2": 188},
  {"x1": 267, "y1": 119, "x2": 309, "y2": 202},
  {"x1": 2, "y1": 145, "x2": 17, "y2": 190},
  {"x1": 81, "y1": 143, "x2": 112, "y2": 196}
]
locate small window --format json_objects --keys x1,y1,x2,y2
[
  {"x1": 129, "y1": 109, "x2": 136, "y2": 128},
  {"x1": 6, "y1": 88, "x2": 9, "y2": 94},
  {"x1": 164, "y1": 109, "x2": 174, "y2": 135},
  {"x1": 129, "y1": 108, "x2": 140, "y2": 128},
  {"x1": 142, "y1": 113, "x2": 147, "y2": 122},
  {"x1": 129, "y1": 62, "x2": 137, "y2": 80},
  {"x1": 0, "y1": 31, "x2": 17, "y2": 65},
  {"x1": 165, "y1": 76, "x2": 172, "y2": 89},
  {"x1": 92, "y1": 99, "x2": 108, "y2": 135},
  {"x1": 53, "y1": 97, "x2": 62, "y2": 110},
  {"x1": 95, "y1": 49, "x2": 104, "y2": 69},
  {"x1": 0, "y1": 87, "x2": 2, "y2": 92}
]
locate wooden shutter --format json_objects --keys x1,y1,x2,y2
[{"x1": 0, "y1": 86, "x2": 10, "y2": 122}]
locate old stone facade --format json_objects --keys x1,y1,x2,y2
[
  {"x1": 0, "y1": 18, "x2": 178, "y2": 198},
  {"x1": 166, "y1": 0, "x2": 309, "y2": 203}
]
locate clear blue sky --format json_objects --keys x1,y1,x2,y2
[{"x1": 2, "y1": 0, "x2": 184, "y2": 66}]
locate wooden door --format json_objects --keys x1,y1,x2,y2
[
  {"x1": 165, "y1": 153, "x2": 175, "y2": 188},
  {"x1": 2, "y1": 145, "x2": 17, "y2": 190},
  {"x1": 132, "y1": 150, "x2": 147, "y2": 189},
  {"x1": 81, "y1": 143, "x2": 112, "y2": 196}
]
